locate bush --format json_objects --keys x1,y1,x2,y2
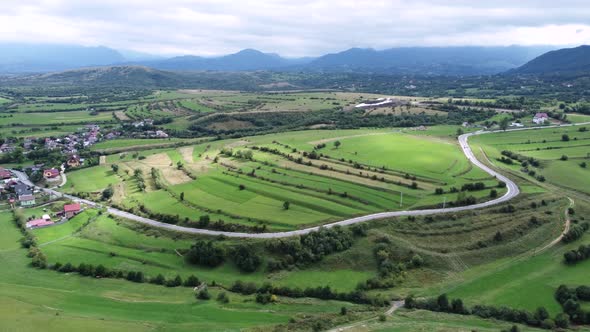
[
  {"x1": 562, "y1": 222, "x2": 590, "y2": 243},
  {"x1": 555, "y1": 313, "x2": 570, "y2": 328},
  {"x1": 540, "y1": 318, "x2": 555, "y2": 330},
  {"x1": 185, "y1": 241, "x2": 225, "y2": 267},
  {"x1": 184, "y1": 275, "x2": 200, "y2": 287},
  {"x1": 411, "y1": 254, "x2": 424, "y2": 267},
  {"x1": 231, "y1": 245, "x2": 261, "y2": 272},
  {"x1": 150, "y1": 274, "x2": 165, "y2": 285},
  {"x1": 563, "y1": 244, "x2": 590, "y2": 264},
  {"x1": 166, "y1": 275, "x2": 182, "y2": 287},
  {"x1": 197, "y1": 289, "x2": 210, "y2": 300},
  {"x1": 217, "y1": 292, "x2": 229, "y2": 303}
]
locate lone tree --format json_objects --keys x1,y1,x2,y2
[
  {"x1": 334, "y1": 140, "x2": 341, "y2": 149},
  {"x1": 111, "y1": 164, "x2": 119, "y2": 173},
  {"x1": 283, "y1": 201, "x2": 290, "y2": 210},
  {"x1": 499, "y1": 117, "x2": 509, "y2": 131},
  {"x1": 180, "y1": 192, "x2": 185, "y2": 201}
]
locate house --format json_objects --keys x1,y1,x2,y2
[
  {"x1": 67, "y1": 155, "x2": 81, "y2": 168},
  {"x1": 155, "y1": 130, "x2": 169, "y2": 138},
  {"x1": 0, "y1": 167, "x2": 11, "y2": 179},
  {"x1": 533, "y1": 113, "x2": 549, "y2": 124},
  {"x1": 19, "y1": 194, "x2": 36, "y2": 207},
  {"x1": 43, "y1": 168, "x2": 60, "y2": 179},
  {"x1": 14, "y1": 182, "x2": 32, "y2": 196},
  {"x1": 26, "y1": 218, "x2": 53, "y2": 229},
  {"x1": 0, "y1": 143, "x2": 15, "y2": 153},
  {"x1": 510, "y1": 122, "x2": 524, "y2": 128},
  {"x1": 64, "y1": 203, "x2": 81, "y2": 218},
  {"x1": 42, "y1": 214, "x2": 51, "y2": 221}
]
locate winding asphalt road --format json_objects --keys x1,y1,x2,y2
[{"x1": 14, "y1": 123, "x2": 589, "y2": 239}]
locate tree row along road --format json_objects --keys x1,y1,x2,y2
[{"x1": 13, "y1": 123, "x2": 589, "y2": 239}]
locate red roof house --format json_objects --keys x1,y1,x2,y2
[
  {"x1": 26, "y1": 219, "x2": 54, "y2": 229},
  {"x1": 43, "y1": 168, "x2": 60, "y2": 179},
  {"x1": 0, "y1": 167, "x2": 12, "y2": 180},
  {"x1": 64, "y1": 203, "x2": 81, "y2": 218}
]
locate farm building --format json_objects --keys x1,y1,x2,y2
[
  {"x1": 26, "y1": 218, "x2": 53, "y2": 229},
  {"x1": 533, "y1": 112, "x2": 549, "y2": 124},
  {"x1": 43, "y1": 168, "x2": 60, "y2": 179},
  {"x1": 63, "y1": 203, "x2": 81, "y2": 218}
]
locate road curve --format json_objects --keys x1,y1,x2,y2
[{"x1": 14, "y1": 122, "x2": 589, "y2": 239}]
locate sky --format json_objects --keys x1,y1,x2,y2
[{"x1": 0, "y1": 0, "x2": 589, "y2": 57}]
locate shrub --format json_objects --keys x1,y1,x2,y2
[
  {"x1": 197, "y1": 289, "x2": 210, "y2": 300},
  {"x1": 185, "y1": 241, "x2": 225, "y2": 267},
  {"x1": 150, "y1": 274, "x2": 166, "y2": 285},
  {"x1": 166, "y1": 275, "x2": 182, "y2": 287},
  {"x1": 231, "y1": 245, "x2": 261, "y2": 272},
  {"x1": 184, "y1": 275, "x2": 200, "y2": 287},
  {"x1": 217, "y1": 292, "x2": 229, "y2": 303}
]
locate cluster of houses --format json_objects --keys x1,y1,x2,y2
[
  {"x1": 43, "y1": 125, "x2": 120, "y2": 154},
  {"x1": 0, "y1": 168, "x2": 38, "y2": 207},
  {"x1": 0, "y1": 124, "x2": 121, "y2": 159},
  {"x1": 25, "y1": 203, "x2": 82, "y2": 229}
]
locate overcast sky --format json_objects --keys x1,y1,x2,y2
[{"x1": 1, "y1": 0, "x2": 589, "y2": 57}]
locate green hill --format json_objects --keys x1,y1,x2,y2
[{"x1": 511, "y1": 45, "x2": 590, "y2": 76}]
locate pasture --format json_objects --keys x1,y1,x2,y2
[
  {"x1": 1, "y1": 212, "x2": 366, "y2": 331},
  {"x1": 33, "y1": 213, "x2": 373, "y2": 292}
]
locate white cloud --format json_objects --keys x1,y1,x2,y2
[{"x1": 0, "y1": 0, "x2": 589, "y2": 56}]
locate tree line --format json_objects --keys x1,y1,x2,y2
[{"x1": 406, "y1": 293, "x2": 572, "y2": 329}]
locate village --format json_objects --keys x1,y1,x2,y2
[{"x1": 0, "y1": 165, "x2": 83, "y2": 229}]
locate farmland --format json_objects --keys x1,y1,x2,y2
[
  {"x1": 471, "y1": 125, "x2": 590, "y2": 195},
  {"x1": 61, "y1": 127, "x2": 504, "y2": 231},
  {"x1": 2, "y1": 82, "x2": 590, "y2": 332}
]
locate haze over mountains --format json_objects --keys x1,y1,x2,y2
[{"x1": 0, "y1": 43, "x2": 565, "y2": 75}]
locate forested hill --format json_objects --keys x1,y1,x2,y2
[{"x1": 510, "y1": 45, "x2": 590, "y2": 76}]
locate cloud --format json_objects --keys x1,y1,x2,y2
[{"x1": 0, "y1": 0, "x2": 589, "y2": 56}]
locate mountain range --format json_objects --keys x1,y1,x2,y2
[{"x1": 0, "y1": 43, "x2": 564, "y2": 75}]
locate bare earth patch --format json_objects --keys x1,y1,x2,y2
[
  {"x1": 178, "y1": 146, "x2": 194, "y2": 163},
  {"x1": 141, "y1": 153, "x2": 193, "y2": 185},
  {"x1": 114, "y1": 111, "x2": 131, "y2": 121}
]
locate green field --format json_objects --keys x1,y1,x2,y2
[
  {"x1": 61, "y1": 128, "x2": 503, "y2": 230},
  {"x1": 0, "y1": 110, "x2": 114, "y2": 126},
  {"x1": 0, "y1": 210, "x2": 376, "y2": 331},
  {"x1": 34, "y1": 212, "x2": 373, "y2": 292},
  {"x1": 62, "y1": 166, "x2": 119, "y2": 193},
  {"x1": 472, "y1": 125, "x2": 590, "y2": 194}
]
